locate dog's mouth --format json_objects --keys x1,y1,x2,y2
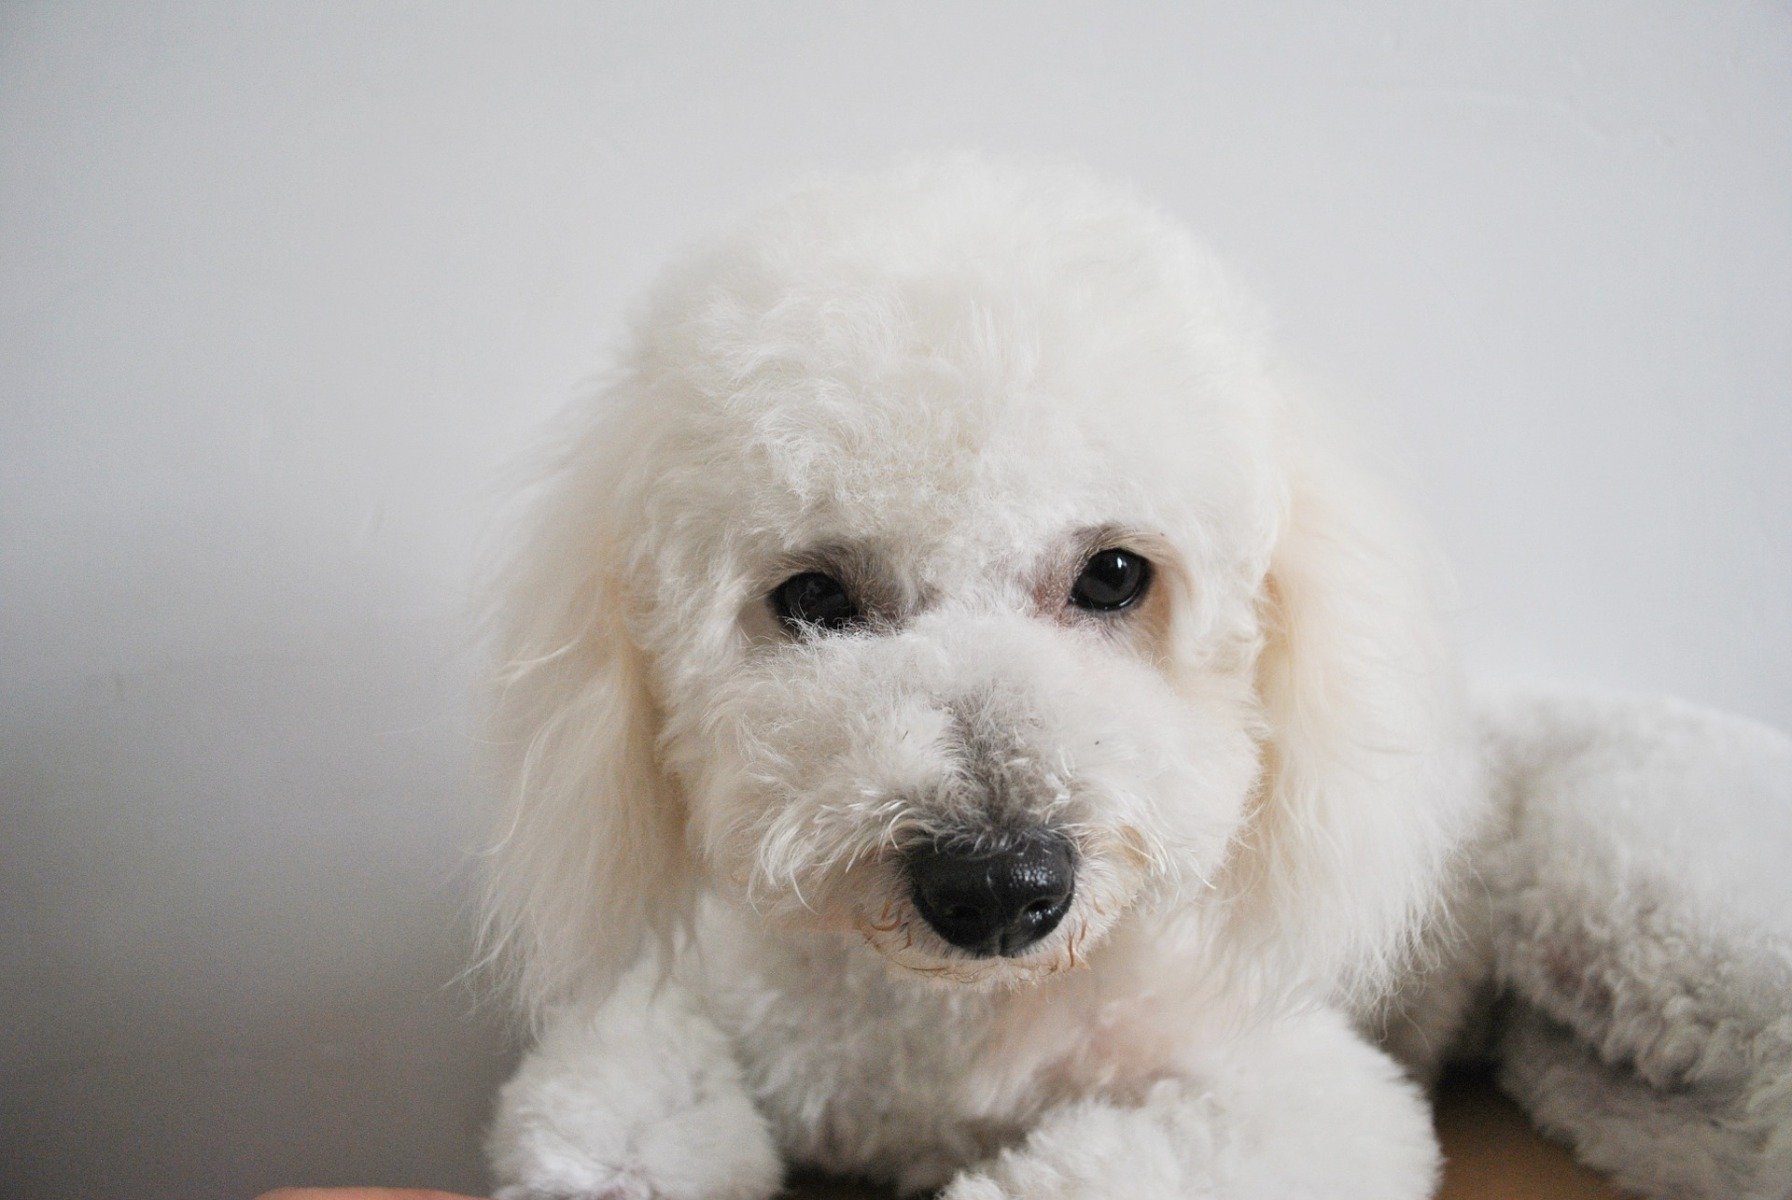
[
  {"x1": 737, "y1": 782, "x2": 1166, "y2": 986},
  {"x1": 855, "y1": 897, "x2": 1094, "y2": 987}
]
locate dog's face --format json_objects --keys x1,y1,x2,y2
[
  {"x1": 486, "y1": 159, "x2": 1463, "y2": 1012},
  {"x1": 640, "y1": 287, "x2": 1281, "y2": 989}
]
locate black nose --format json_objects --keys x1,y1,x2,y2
[{"x1": 905, "y1": 830, "x2": 1075, "y2": 957}]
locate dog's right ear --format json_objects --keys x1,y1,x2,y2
[{"x1": 478, "y1": 377, "x2": 690, "y2": 1022}]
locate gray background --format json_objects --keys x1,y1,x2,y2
[{"x1": 3, "y1": 3, "x2": 1788, "y2": 1197}]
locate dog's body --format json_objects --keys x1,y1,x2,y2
[{"x1": 482, "y1": 158, "x2": 1792, "y2": 1200}]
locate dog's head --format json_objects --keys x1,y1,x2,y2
[{"x1": 483, "y1": 157, "x2": 1464, "y2": 1015}]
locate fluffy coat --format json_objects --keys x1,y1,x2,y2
[{"x1": 480, "y1": 157, "x2": 1792, "y2": 1200}]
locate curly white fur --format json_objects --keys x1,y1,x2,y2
[{"x1": 480, "y1": 156, "x2": 1792, "y2": 1200}]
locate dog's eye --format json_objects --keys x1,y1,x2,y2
[
  {"x1": 1069, "y1": 549, "x2": 1151, "y2": 613},
  {"x1": 770, "y1": 572, "x2": 860, "y2": 633}
]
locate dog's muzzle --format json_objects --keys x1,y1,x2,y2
[{"x1": 904, "y1": 829, "x2": 1075, "y2": 957}]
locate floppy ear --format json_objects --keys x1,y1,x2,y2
[
  {"x1": 478, "y1": 381, "x2": 692, "y2": 1021},
  {"x1": 1226, "y1": 418, "x2": 1468, "y2": 1005}
]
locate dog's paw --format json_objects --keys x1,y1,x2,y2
[
  {"x1": 939, "y1": 1168, "x2": 1096, "y2": 1200},
  {"x1": 498, "y1": 1182, "x2": 645, "y2": 1200},
  {"x1": 938, "y1": 1158, "x2": 1097, "y2": 1200},
  {"x1": 936, "y1": 1087, "x2": 1208, "y2": 1200},
  {"x1": 493, "y1": 1154, "x2": 780, "y2": 1200},
  {"x1": 492, "y1": 1184, "x2": 648, "y2": 1200},
  {"x1": 937, "y1": 1176, "x2": 1013, "y2": 1200}
]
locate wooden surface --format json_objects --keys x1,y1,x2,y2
[
  {"x1": 1430, "y1": 1073, "x2": 1631, "y2": 1199},
  {"x1": 784, "y1": 1074, "x2": 1630, "y2": 1199}
]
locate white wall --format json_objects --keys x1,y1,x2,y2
[{"x1": 2, "y1": 4, "x2": 1787, "y2": 1196}]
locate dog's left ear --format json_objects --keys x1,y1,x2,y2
[
  {"x1": 1224, "y1": 418, "x2": 1467, "y2": 1003},
  {"x1": 478, "y1": 381, "x2": 693, "y2": 1023}
]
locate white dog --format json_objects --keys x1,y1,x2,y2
[{"x1": 480, "y1": 157, "x2": 1792, "y2": 1200}]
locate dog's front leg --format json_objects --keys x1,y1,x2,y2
[
  {"x1": 488, "y1": 968, "x2": 781, "y2": 1200},
  {"x1": 942, "y1": 1007, "x2": 1439, "y2": 1200}
]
